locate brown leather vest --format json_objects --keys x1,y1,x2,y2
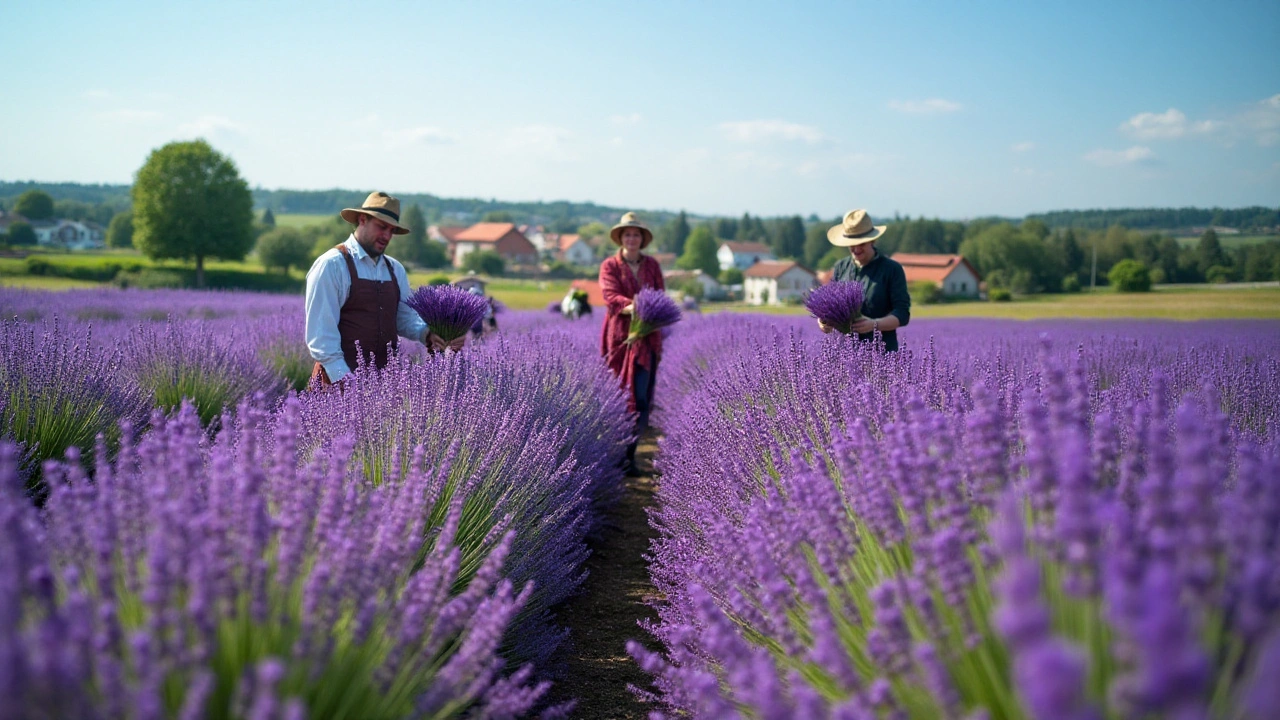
[{"x1": 336, "y1": 244, "x2": 400, "y2": 371}]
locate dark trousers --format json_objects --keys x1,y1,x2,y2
[{"x1": 627, "y1": 363, "x2": 656, "y2": 466}]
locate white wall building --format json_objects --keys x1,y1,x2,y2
[
  {"x1": 717, "y1": 241, "x2": 776, "y2": 271},
  {"x1": 743, "y1": 260, "x2": 816, "y2": 305}
]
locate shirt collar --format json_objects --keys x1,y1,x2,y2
[
  {"x1": 345, "y1": 234, "x2": 383, "y2": 266},
  {"x1": 853, "y1": 248, "x2": 880, "y2": 269}
]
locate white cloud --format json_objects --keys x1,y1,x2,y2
[
  {"x1": 382, "y1": 126, "x2": 456, "y2": 147},
  {"x1": 1239, "y1": 94, "x2": 1280, "y2": 146},
  {"x1": 82, "y1": 89, "x2": 110, "y2": 100},
  {"x1": 718, "y1": 119, "x2": 825, "y2": 144},
  {"x1": 1011, "y1": 141, "x2": 1035, "y2": 153},
  {"x1": 98, "y1": 109, "x2": 161, "y2": 123},
  {"x1": 610, "y1": 112, "x2": 642, "y2": 126},
  {"x1": 887, "y1": 98, "x2": 962, "y2": 115},
  {"x1": 1084, "y1": 145, "x2": 1155, "y2": 167},
  {"x1": 177, "y1": 115, "x2": 246, "y2": 138},
  {"x1": 1121, "y1": 108, "x2": 1218, "y2": 139}
]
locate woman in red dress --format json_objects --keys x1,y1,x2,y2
[{"x1": 599, "y1": 212, "x2": 665, "y2": 475}]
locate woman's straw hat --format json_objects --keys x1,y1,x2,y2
[
  {"x1": 827, "y1": 209, "x2": 885, "y2": 246},
  {"x1": 341, "y1": 192, "x2": 411, "y2": 235},
  {"x1": 609, "y1": 212, "x2": 653, "y2": 248}
]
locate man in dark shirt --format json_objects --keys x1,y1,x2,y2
[{"x1": 820, "y1": 209, "x2": 911, "y2": 351}]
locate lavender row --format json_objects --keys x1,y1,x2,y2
[{"x1": 639, "y1": 315, "x2": 1280, "y2": 718}]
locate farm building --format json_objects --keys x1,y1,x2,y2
[
  {"x1": 743, "y1": 260, "x2": 816, "y2": 305},
  {"x1": 664, "y1": 269, "x2": 725, "y2": 300},
  {"x1": 892, "y1": 253, "x2": 982, "y2": 298},
  {"x1": 451, "y1": 222, "x2": 538, "y2": 269}
]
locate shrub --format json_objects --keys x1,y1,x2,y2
[
  {"x1": 1108, "y1": 258, "x2": 1152, "y2": 292},
  {"x1": 113, "y1": 268, "x2": 185, "y2": 289},
  {"x1": 677, "y1": 277, "x2": 704, "y2": 300},
  {"x1": 255, "y1": 227, "x2": 313, "y2": 273},
  {"x1": 1206, "y1": 264, "x2": 1234, "y2": 284},
  {"x1": 426, "y1": 274, "x2": 453, "y2": 286},
  {"x1": 7, "y1": 221, "x2": 37, "y2": 246},
  {"x1": 719, "y1": 267, "x2": 744, "y2": 286},
  {"x1": 1062, "y1": 274, "x2": 1082, "y2": 293},
  {"x1": 23, "y1": 256, "x2": 51, "y2": 275},
  {"x1": 463, "y1": 250, "x2": 505, "y2": 276},
  {"x1": 909, "y1": 280, "x2": 942, "y2": 304},
  {"x1": 989, "y1": 288, "x2": 1013, "y2": 302}
]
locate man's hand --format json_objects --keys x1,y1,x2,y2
[
  {"x1": 851, "y1": 317, "x2": 877, "y2": 335},
  {"x1": 448, "y1": 335, "x2": 466, "y2": 352},
  {"x1": 817, "y1": 319, "x2": 833, "y2": 334},
  {"x1": 429, "y1": 333, "x2": 449, "y2": 353}
]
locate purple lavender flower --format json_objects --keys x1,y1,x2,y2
[
  {"x1": 405, "y1": 284, "x2": 489, "y2": 343},
  {"x1": 805, "y1": 280, "x2": 865, "y2": 335},
  {"x1": 627, "y1": 287, "x2": 681, "y2": 343}
]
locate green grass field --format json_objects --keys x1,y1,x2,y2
[
  {"x1": 1172, "y1": 233, "x2": 1278, "y2": 249},
  {"x1": 270, "y1": 213, "x2": 332, "y2": 229}
]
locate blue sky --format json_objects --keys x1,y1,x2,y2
[{"x1": 3, "y1": 0, "x2": 1278, "y2": 219}]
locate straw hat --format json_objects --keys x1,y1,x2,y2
[
  {"x1": 340, "y1": 192, "x2": 411, "y2": 235},
  {"x1": 827, "y1": 209, "x2": 885, "y2": 246},
  {"x1": 609, "y1": 212, "x2": 653, "y2": 248}
]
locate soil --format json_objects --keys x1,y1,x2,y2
[{"x1": 543, "y1": 428, "x2": 665, "y2": 718}]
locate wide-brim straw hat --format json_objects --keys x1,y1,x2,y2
[
  {"x1": 340, "y1": 191, "x2": 411, "y2": 235},
  {"x1": 827, "y1": 209, "x2": 885, "y2": 246},
  {"x1": 609, "y1": 212, "x2": 653, "y2": 248}
]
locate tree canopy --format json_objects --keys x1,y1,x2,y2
[
  {"x1": 6, "y1": 221, "x2": 37, "y2": 246},
  {"x1": 255, "y1": 227, "x2": 312, "y2": 273},
  {"x1": 106, "y1": 210, "x2": 134, "y2": 248},
  {"x1": 677, "y1": 225, "x2": 720, "y2": 276},
  {"x1": 131, "y1": 140, "x2": 254, "y2": 288},
  {"x1": 14, "y1": 190, "x2": 54, "y2": 220}
]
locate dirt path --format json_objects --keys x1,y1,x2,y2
[{"x1": 543, "y1": 429, "x2": 663, "y2": 718}]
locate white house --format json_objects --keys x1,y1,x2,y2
[
  {"x1": 555, "y1": 234, "x2": 596, "y2": 266},
  {"x1": 34, "y1": 220, "x2": 105, "y2": 249},
  {"x1": 663, "y1": 269, "x2": 725, "y2": 300},
  {"x1": 891, "y1": 253, "x2": 982, "y2": 298},
  {"x1": 743, "y1": 260, "x2": 816, "y2": 305},
  {"x1": 717, "y1": 241, "x2": 776, "y2": 271}
]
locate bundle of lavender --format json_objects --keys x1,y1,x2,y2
[
  {"x1": 406, "y1": 285, "x2": 490, "y2": 343},
  {"x1": 626, "y1": 288, "x2": 682, "y2": 344},
  {"x1": 804, "y1": 280, "x2": 865, "y2": 335}
]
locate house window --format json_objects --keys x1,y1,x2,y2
[{"x1": 961, "y1": 282, "x2": 967, "y2": 292}]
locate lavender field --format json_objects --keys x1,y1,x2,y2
[{"x1": 3, "y1": 287, "x2": 1280, "y2": 719}]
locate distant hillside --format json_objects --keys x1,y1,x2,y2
[{"x1": 1026, "y1": 207, "x2": 1279, "y2": 233}]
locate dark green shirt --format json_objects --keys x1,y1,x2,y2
[{"x1": 831, "y1": 252, "x2": 911, "y2": 351}]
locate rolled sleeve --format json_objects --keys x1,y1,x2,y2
[
  {"x1": 305, "y1": 252, "x2": 352, "y2": 382},
  {"x1": 392, "y1": 260, "x2": 428, "y2": 342}
]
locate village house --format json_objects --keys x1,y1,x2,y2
[
  {"x1": 717, "y1": 241, "x2": 776, "y2": 271},
  {"x1": 428, "y1": 225, "x2": 467, "y2": 245},
  {"x1": 554, "y1": 233, "x2": 596, "y2": 266},
  {"x1": 521, "y1": 225, "x2": 550, "y2": 253},
  {"x1": 37, "y1": 219, "x2": 106, "y2": 249},
  {"x1": 743, "y1": 260, "x2": 816, "y2": 305},
  {"x1": 663, "y1": 269, "x2": 725, "y2": 300},
  {"x1": 892, "y1": 253, "x2": 982, "y2": 298},
  {"x1": 451, "y1": 222, "x2": 539, "y2": 268}
]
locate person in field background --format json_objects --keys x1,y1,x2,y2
[
  {"x1": 599, "y1": 212, "x2": 665, "y2": 476},
  {"x1": 305, "y1": 191, "x2": 462, "y2": 387},
  {"x1": 819, "y1": 209, "x2": 912, "y2": 351}
]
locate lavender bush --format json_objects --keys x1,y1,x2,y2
[
  {"x1": 0, "y1": 317, "x2": 150, "y2": 494},
  {"x1": 627, "y1": 288, "x2": 681, "y2": 343},
  {"x1": 805, "y1": 279, "x2": 865, "y2": 335},
  {"x1": 636, "y1": 315, "x2": 1280, "y2": 718},
  {"x1": 405, "y1": 285, "x2": 490, "y2": 343},
  {"x1": 0, "y1": 397, "x2": 556, "y2": 718}
]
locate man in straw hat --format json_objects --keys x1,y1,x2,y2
[
  {"x1": 820, "y1": 209, "x2": 911, "y2": 351},
  {"x1": 598, "y1": 211, "x2": 665, "y2": 475},
  {"x1": 305, "y1": 191, "x2": 463, "y2": 386}
]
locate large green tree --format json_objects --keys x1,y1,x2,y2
[
  {"x1": 1196, "y1": 229, "x2": 1227, "y2": 276},
  {"x1": 14, "y1": 190, "x2": 54, "y2": 220},
  {"x1": 132, "y1": 140, "x2": 254, "y2": 288},
  {"x1": 677, "y1": 225, "x2": 720, "y2": 276},
  {"x1": 398, "y1": 204, "x2": 429, "y2": 266},
  {"x1": 106, "y1": 210, "x2": 134, "y2": 248},
  {"x1": 771, "y1": 215, "x2": 806, "y2": 259},
  {"x1": 6, "y1": 221, "x2": 37, "y2": 246}
]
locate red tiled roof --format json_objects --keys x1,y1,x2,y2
[
  {"x1": 743, "y1": 260, "x2": 813, "y2": 279},
  {"x1": 456, "y1": 222, "x2": 520, "y2": 243},
  {"x1": 435, "y1": 225, "x2": 467, "y2": 241},
  {"x1": 722, "y1": 241, "x2": 773, "y2": 255},
  {"x1": 558, "y1": 233, "x2": 582, "y2": 252},
  {"x1": 891, "y1": 253, "x2": 981, "y2": 284}
]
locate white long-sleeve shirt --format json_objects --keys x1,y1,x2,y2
[{"x1": 304, "y1": 235, "x2": 427, "y2": 382}]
